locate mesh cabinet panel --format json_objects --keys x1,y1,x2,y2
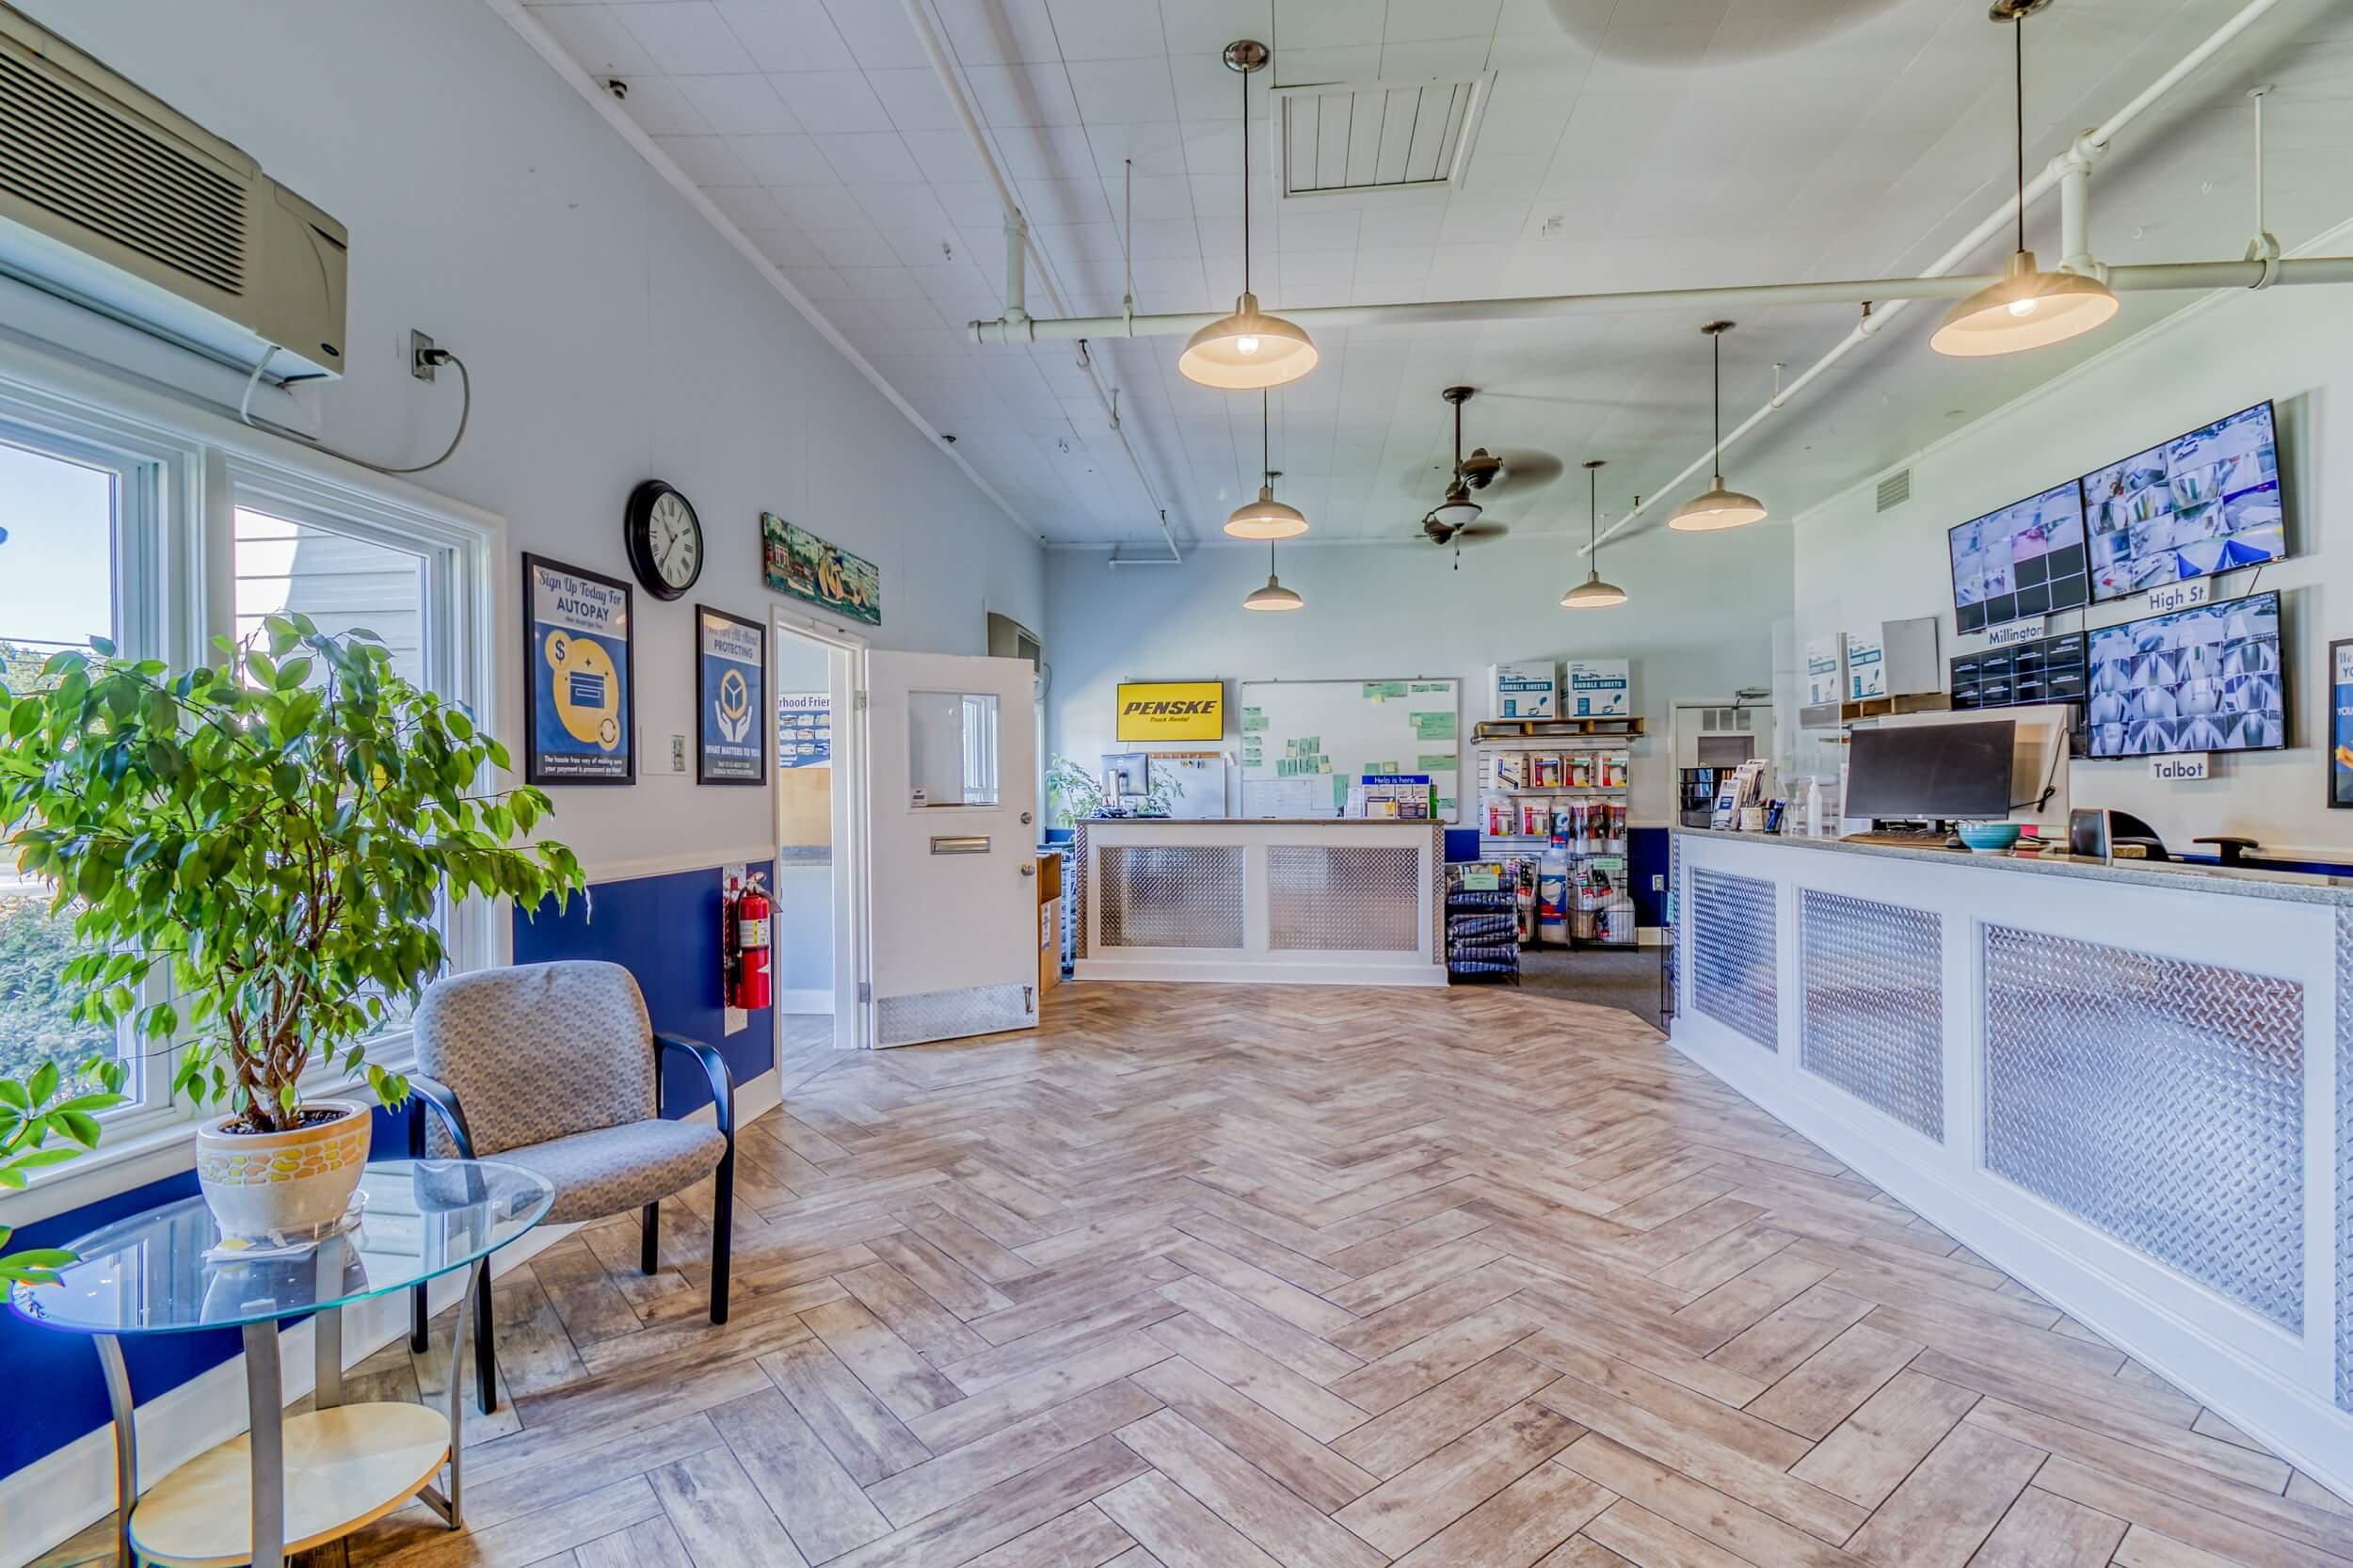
[
  {"x1": 1096, "y1": 843, "x2": 1245, "y2": 949},
  {"x1": 1269, "y1": 844, "x2": 1421, "y2": 951},
  {"x1": 1983, "y1": 922, "x2": 2305, "y2": 1331},
  {"x1": 1691, "y1": 869, "x2": 1777, "y2": 1051},
  {"x1": 1800, "y1": 890, "x2": 1944, "y2": 1141},
  {"x1": 2338, "y1": 909, "x2": 2352, "y2": 1411}
]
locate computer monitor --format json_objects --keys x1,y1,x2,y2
[{"x1": 1845, "y1": 719, "x2": 2016, "y2": 822}]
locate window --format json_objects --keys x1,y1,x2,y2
[
  {"x1": 0, "y1": 437, "x2": 125, "y2": 1098},
  {"x1": 907, "y1": 690, "x2": 1000, "y2": 808},
  {"x1": 234, "y1": 505, "x2": 429, "y2": 685}
]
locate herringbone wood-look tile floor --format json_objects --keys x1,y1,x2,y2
[{"x1": 38, "y1": 983, "x2": 2353, "y2": 1568}]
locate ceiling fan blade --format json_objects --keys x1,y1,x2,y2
[
  {"x1": 1487, "y1": 452, "x2": 1565, "y2": 491},
  {"x1": 1455, "y1": 521, "x2": 1511, "y2": 543}
]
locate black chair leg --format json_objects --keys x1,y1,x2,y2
[
  {"x1": 641, "y1": 1200, "x2": 660, "y2": 1274},
  {"x1": 473, "y1": 1261, "x2": 498, "y2": 1416},
  {"x1": 409, "y1": 1284, "x2": 429, "y2": 1353},
  {"x1": 709, "y1": 1153, "x2": 734, "y2": 1326}
]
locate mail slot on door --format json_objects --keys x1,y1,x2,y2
[{"x1": 931, "y1": 835, "x2": 991, "y2": 855}]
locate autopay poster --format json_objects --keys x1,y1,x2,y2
[{"x1": 525, "y1": 555, "x2": 633, "y2": 783}]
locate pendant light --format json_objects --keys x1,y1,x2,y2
[
  {"x1": 1225, "y1": 391, "x2": 1309, "y2": 538},
  {"x1": 1561, "y1": 461, "x2": 1628, "y2": 609},
  {"x1": 1930, "y1": 1, "x2": 2118, "y2": 358},
  {"x1": 1670, "y1": 322, "x2": 1769, "y2": 532},
  {"x1": 1179, "y1": 41, "x2": 1319, "y2": 391},
  {"x1": 1242, "y1": 537, "x2": 1304, "y2": 611}
]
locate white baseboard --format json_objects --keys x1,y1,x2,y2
[{"x1": 4, "y1": 1067, "x2": 780, "y2": 1568}]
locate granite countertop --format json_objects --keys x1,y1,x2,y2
[{"x1": 1673, "y1": 826, "x2": 2353, "y2": 907}]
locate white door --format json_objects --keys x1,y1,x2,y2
[{"x1": 865, "y1": 649, "x2": 1040, "y2": 1048}]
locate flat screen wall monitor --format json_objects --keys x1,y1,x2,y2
[
  {"x1": 2086, "y1": 401, "x2": 2283, "y2": 602},
  {"x1": 1845, "y1": 718, "x2": 2017, "y2": 822},
  {"x1": 1949, "y1": 481, "x2": 2090, "y2": 634},
  {"x1": 1950, "y1": 631, "x2": 2087, "y2": 712},
  {"x1": 2085, "y1": 590, "x2": 2284, "y2": 759}
]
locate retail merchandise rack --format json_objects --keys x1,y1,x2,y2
[
  {"x1": 1472, "y1": 720, "x2": 1640, "y2": 950},
  {"x1": 1444, "y1": 863, "x2": 1520, "y2": 984}
]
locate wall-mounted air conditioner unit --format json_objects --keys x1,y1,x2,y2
[{"x1": 0, "y1": 4, "x2": 346, "y2": 380}]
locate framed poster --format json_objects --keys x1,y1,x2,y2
[
  {"x1": 696, "y1": 604, "x2": 766, "y2": 785},
  {"x1": 522, "y1": 553, "x2": 633, "y2": 785},
  {"x1": 2331, "y1": 638, "x2": 2353, "y2": 809},
  {"x1": 1116, "y1": 680, "x2": 1222, "y2": 742},
  {"x1": 776, "y1": 691, "x2": 831, "y2": 770},
  {"x1": 761, "y1": 512, "x2": 880, "y2": 625}
]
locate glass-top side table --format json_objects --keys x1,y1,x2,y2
[{"x1": 9, "y1": 1158, "x2": 554, "y2": 1568}]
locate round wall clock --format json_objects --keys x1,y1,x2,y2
[{"x1": 624, "y1": 479, "x2": 703, "y2": 600}]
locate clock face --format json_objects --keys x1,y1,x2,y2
[
  {"x1": 649, "y1": 491, "x2": 699, "y2": 587},
  {"x1": 625, "y1": 480, "x2": 702, "y2": 600}
]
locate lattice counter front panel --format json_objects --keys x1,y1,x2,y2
[
  {"x1": 1982, "y1": 921, "x2": 2305, "y2": 1332},
  {"x1": 1690, "y1": 868, "x2": 1778, "y2": 1051},
  {"x1": 1800, "y1": 889, "x2": 1944, "y2": 1142}
]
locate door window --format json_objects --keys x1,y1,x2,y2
[{"x1": 908, "y1": 690, "x2": 1000, "y2": 808}]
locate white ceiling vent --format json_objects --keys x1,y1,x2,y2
[
  {"x1": 1876, "y1": 468, "x2": 1913, "y2": 513},
  {"x1": 1273, "y1": 73, "x2": 1491, "y2": 200}
]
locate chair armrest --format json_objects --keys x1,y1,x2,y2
[
  {"x1": 656, "y1": 1034, "x2": 735, "y2": 1141},
  {"x1": 405, "y1": 1072, "x2": 478, "y2": 1160}
]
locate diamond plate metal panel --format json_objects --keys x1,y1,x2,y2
[
  {"x1": 1074, "y1": 823, "x2": 1089, "y2": 960},
  {"x1": 1270, "y1": 844, "x2": 1421, "y2": 951},
  {"x1": 1983, "y1": 922, "x2": 2304, "y2": 1331},
  {"x1": 1691, "y1": 868, "x2": 1777, "y2": 1051},
  {"x1": 1097, "y1": 843, "x2": 1245, "y2": 949},
  {"x1": 1801, "y1": 890, "x2": 1944, "y2": 1141},
  {"x1": 2338, "y1": 909, "x2": 2352, "y2": 1411},
  {"x1": 878, "y1": 983, "x2": 1035, "y2": 1047},
  {"x1": 1432, "y1": 825, "x2": 1445, "y2": 964},
  {"x1": 1670, "y1": 833, "x2": 1685, "y2": 1016}
]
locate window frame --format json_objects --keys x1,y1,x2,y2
[{"x1": 0, "y1": 341, "x2": 508, "y2": 1224}]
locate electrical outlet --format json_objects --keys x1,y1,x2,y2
[
  {"x1": 408, "y1": 329, "x2": 438, "y2": 382},
  {"x1": 1651, "y1": 874, "x2": 1665, "y2": 891},
  {"x1": 669, "y1": 734, "x2": 688, "y2": 773}
]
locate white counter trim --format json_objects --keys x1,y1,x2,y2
[{"x1": 1670, "y1": 829, "x2": 2351, "y2": 1501}]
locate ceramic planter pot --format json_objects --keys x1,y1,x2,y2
[{"x1": 194, "y1": 1099, "x2": 371, "y2": 1240}]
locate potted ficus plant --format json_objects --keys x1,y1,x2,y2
[{"x1": 0, "y1": 615, "x2": 587, "y2": 1240}]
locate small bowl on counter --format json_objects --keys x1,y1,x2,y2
[{"x1": 1957, "y1": 821, "x2": 2023, "y2": 856}]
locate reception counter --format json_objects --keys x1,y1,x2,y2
[
  {"x1": 1669, "y1": 826, "x2": 2352, "y2": 1495},
  {"x1": 1073, "y1": 818, "x2": 1445, "y2": 987}
]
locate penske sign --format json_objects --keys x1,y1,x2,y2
[{"x1": 1116, "y1": 680, "x2": 1223, "y2": 742}]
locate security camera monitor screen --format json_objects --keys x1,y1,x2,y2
[
  {"x1": 1844, "y1": 719, "x2": 2016, "y2": 821},
  {"x1": 2086, "y1": 402, "x2": 2283, "y2": 601},
  {"x1": 1949, "y1": 481, "x2": 2089, "y2": 634},
  {"x1": 2087, "y1": 591, "x2": 2284, "y2": 759}
]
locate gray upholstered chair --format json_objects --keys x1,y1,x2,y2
[{"x1": 403, "y1": 960, "x2": 734, "y2": 1413}]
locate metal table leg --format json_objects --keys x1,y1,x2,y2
[
  {"x1": 94, "y1": 1335, "x2": 136, "y2": 1568},
  {"x1": 313, "y1": 1303, "x2": 344, "y2": 1412},
  {"x1": 241, "y1": 1320, "x2": 285, "y2": 1568},
  {"x1": 415, "y1": 1257, "x2": 481, "y2": 1530}
]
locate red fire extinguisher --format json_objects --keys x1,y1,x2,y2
[{"x1": 728, "y1": 872, "x2": 772, "y2": 1011}]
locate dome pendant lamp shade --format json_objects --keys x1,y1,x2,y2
[
  {"x1": 1242, "y1": 539, "x2": 1304, "y2": 611},
  {"x1": 1225, "y1": 391, "x2": 1310, "y2": 538},
  {"x1": 1670, "y1": 322, "x2": 1768, "y2": 533},
  {"x1": 1932, "y1": 7, "x2": 2117, "y2": 359},
  {"x1": 1562, "y1": 460, "x2": 1628, "y2": 609},
  {"x1": 1182, "y1": 41, "x2": 1317, "y2": 391},
  {"x1": 1429, "y1": 482, "x2": 1481, "y2": 530}
]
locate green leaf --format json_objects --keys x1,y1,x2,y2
[
  {"x1": 247, "y1": 650, "x2": 279, "y2": 687},
  {"x1": 88, "y1": 636, "x2": 117, "y2": 657},
  {"x1": 54, "y1": 1111, "x2": 102, "y2": 1147},
  {"x1": 27, "y1": 1061, "x2": 58, "y2": 1107},
  {"x1": 275, "y1": 657, "x2": 312, "y2": 690}
]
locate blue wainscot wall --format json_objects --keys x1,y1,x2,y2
[{"x1": 0, "y1": 860, "x2": 766, "y2": 1484}]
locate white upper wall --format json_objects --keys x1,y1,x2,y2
[
  {"x1": 13, "y1": 0, "x2": 1042, "y2": 869},
  {"x1": 1046, "y1": 520, "x2": 1790, "y2": 827},
  {"x1": 1794, "y1": 264, "x2": 2349, "y2": 858}
]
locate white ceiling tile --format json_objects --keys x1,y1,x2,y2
[
  {"x1": 1160, "y1": 0, "x2": 1273, "y2": 60},
  {"x1": 766, "y1": 70, "x2": 893, "y2": 133},
  {"x1": 866, "y1": 68, "x2": 964, "y2": 132},
  {"x1": 773, "y1": 183, "x2": 872, "y2": 229},
  {"x1": 1187, "y1": 172, "x2": 1241, "y2": 218},
  {"x1": 1181, "y1": 123, "x2": 1243, "y2": 176},
  {"x1": 1438, "y1": 199, "x2": 1529, "y2": 243},
  {"x1": 702, "y1": 183, "x2": 789, "y2": 229},
  {"x1": 811, "y1": 131, "x2": 927, "y2": 184},
  {"x1": 733, "y1": 133, "x2": 838, "y2": 184},
  {"x1": 1036, "y1": 222, "x2": 1126, "y2": 262},
  {"x1": 900, "y1": 129, "x2": 992, "y2": 184},
  {"x1": 610, "y1": 1, "x2": 756, "y2": 73},
  {"x1": 1102, "y1": 173, "x2": 1194, "y2": 222},
  {"x1": 1065, "y1": 57, "x2": 1180, "y2": 124},
  {"x1": 1378, "y1": 40, "x2": 1494, "y2": 77},
  {"x1": 1127, "y1": 218, "x2": 1205, "y2": 259},
  {"x1": 984, "y1": 123, "x2": 1097, "y2": 182},
  {"x1": 817, "y1": 0, "x2": 927, "y2": 68},
  {"x1": 711, "y1": 0, "x2": 855, "y2": 70},
  {"x1": 1019, "y1": 178, "x2": 1113, "y2": 227},
  {"x1": 842, "y1": 266, "x2": 932, "y2": 302},
  {"x1": 777, "y1": 264, "x2": 853, "y2": 300},
  {"x1": 525, "y1": 4, "x2": 655, "y2": 74},
  {"x1": 933, "y1": 0, "x2": 1063, "y2": 63},
  {"x1": 1274, "y1": 206, "x2": 1359, "y2": 248},
  {"x1": 652, "y1": 133, "x2": 755, "y2": 184},
  {"x1": 1381, "y1": 0, "x2": 1502, "y2": 46},
  {"x1": 1355, "y1": 244, "x2": 1433, "y2": 281},
  {"x1": 851, "y1": 182, "x2": 956, "y2": 231},
  {"x1": 964, "y1": 62, "x2": 1083, "y2": 126},
  {"x1": 1274, "y1": 0, "x2": 1383, "y2": 51},
  {"x1": 1171, "y1": 53, "x2": 1270, "y2": 120},
  {"x1": 1357, "y1": 201, "x2": 1446, "y2": 247},
  {"x1": 1041, "y1": 0, "x2": 1162, "y2": 61},
  {"x1": 1275, "y1": 248, "x2": 1355, "y2": 285},
  {"x1": 744, "y1": 226, "x2": 826, "y2": 267},
  {"x1": 674, "y1": 73, "x2": 794, "y2": 134},
  {"x1": 879, "y1": 227, "x2": 963, "y2": 269},
  {"x1": 1274, "y1": 45, "x2": 1383, "y2": 86},
  {"x1": 930, "y1": 180, "x2": 1011, "y2": 225},
  {"x1": 810, "y1": 227, "x2": 904, "y2": 268}
]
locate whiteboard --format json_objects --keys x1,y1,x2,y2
[{"x1": 1238, "y1": 679, "x2": 1462, "y2": 822}]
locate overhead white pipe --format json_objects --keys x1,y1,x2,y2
[
  {"x1": 1574, "y1": 0, "x2": 2292, "y2": 552},
  {"x1": 900, "y1": 0, "x2": 1182, "y2": 563}
]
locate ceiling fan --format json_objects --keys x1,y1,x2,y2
[{"x1": 1415, "y1": 387, "x2": 1513, "y2": 565}]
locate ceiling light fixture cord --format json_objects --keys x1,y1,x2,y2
[
  {"x1": 1712, "y1": 328, "x2": 1723, "y2": 477},
  {"x1": 2015, "y1": 12, "x2": 2027, "y2": 254},
  {"x1": 1240, "y1": 63, "x2": 1252, "y2": 297},
  {"x1": 1590, "y1": 464, "x2": 1599, "y2": 552},
  {"x1": 1262, "y1": 389, "x2": 1271, "y2": 482}
]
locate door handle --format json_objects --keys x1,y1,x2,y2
[{"x1": 1018, "y1": 864, "x2": 1035, "y2": 877}]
